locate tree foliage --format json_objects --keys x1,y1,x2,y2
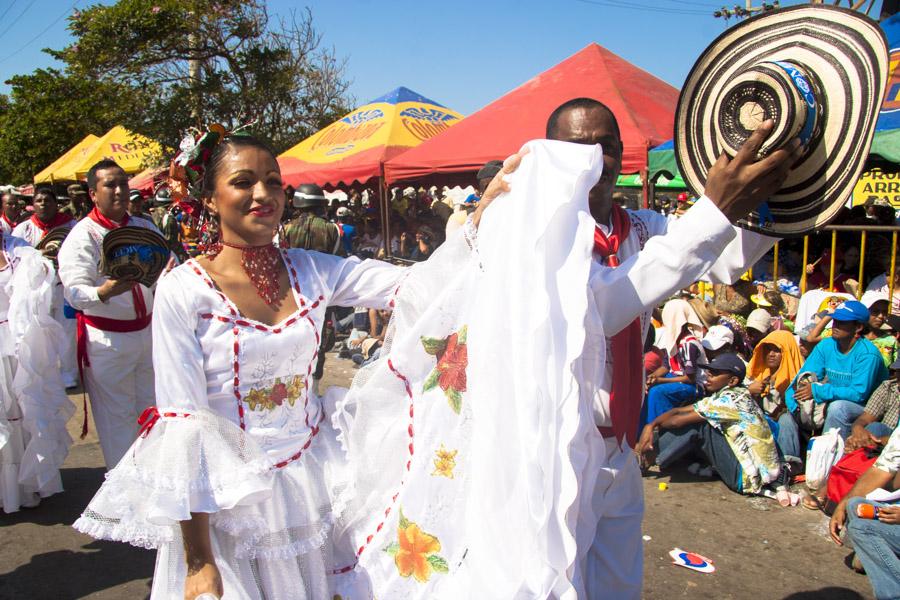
[
  {"x1": 54, "y1": 0, "x2": 352, "y2": 152},
  {"x1": 0, "y1": 1, "x2": 352, "y2": 183},
  {"x1": 0, "y1": 69, "x2": 145, "y2": 184}
]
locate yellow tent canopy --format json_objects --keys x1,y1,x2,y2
[
  {"x1": 52, "y1": 126, "x2": 164, "y2": 182},
  {"x1": 33, "y1": 134, "x2": 99, "y2": 184}
]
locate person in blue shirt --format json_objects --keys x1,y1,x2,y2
[{"x1": 783, "y1": 301, "x2": 889, "y2": 450}]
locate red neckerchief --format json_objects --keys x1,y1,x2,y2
[
  {"x1": 87, "y1": 206, "x2": 129, "y2": 230},
  {"x1": 31, "y1": 213, "x2": 73, "y2": 237},
  {"x1": 593, "y1": 204, "x2": 643, "y2": 447},
  {"x1": 1, "y1": 213, "x2": 15, "y2": 229}
]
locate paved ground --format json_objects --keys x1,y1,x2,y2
[{"x1": 0, "y1": 353, "x2": 875, "y2": 599}]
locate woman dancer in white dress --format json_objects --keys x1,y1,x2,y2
[
  {"x1": 0, "y1": 231, "x2": 35, "y2": 512},
  {"x1": 73, "y1": 134, "x2": 503, "y2": 599}
]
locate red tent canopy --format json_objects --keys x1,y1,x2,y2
[{"x1": 384, "y1": 44, "x2": 679, "y2": 184}]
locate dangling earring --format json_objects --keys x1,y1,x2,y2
[{"x1": 276, "y1": 222, "x2": 287, "y2": 249}]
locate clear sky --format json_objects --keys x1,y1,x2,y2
[{"x1": 0, "y1": 0, "x2": 886, "y2": 115}]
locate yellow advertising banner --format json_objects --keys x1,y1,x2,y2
[{"x1": 852, "y1": 169, "x2": 900, "y2": 208}]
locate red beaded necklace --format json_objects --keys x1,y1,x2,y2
[{"x1": 207, "y1": 239, "x2": 283, "y2": 308}]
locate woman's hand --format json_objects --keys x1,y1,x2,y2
[
  {"x1": 746, "y1": 379, "x2": 765, "y2": 397},
  {"x1": 184, "y1": 560, "x2": 223, "y2": 600},
  {"x1": 472, "y1": 149, "x2": 529, "y2": 228}
]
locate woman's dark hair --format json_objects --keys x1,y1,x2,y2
[
  {"x1": 201, "y1": 135, "x2": 278, "y2": 197},
  {"x1": 34, "y1": 187, "x2": 57, "y2": 203}
]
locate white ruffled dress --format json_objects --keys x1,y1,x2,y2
[
  {"x1": 74, "y1": 249, "x2": 403, "y2": 599},
  {"x1": 0, "y1": 234, "x2": 72, "y2": 512}
]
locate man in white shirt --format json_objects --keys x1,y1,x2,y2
[
  {"x1": 544, "y1": 98, "x2": 790, "y2": 598},
  {"x1": 58, "y1": 159, "x2": 165, "y2": 468},
  {"x1": 0, "y1": 190, "x2": 23, "y2": 235}
]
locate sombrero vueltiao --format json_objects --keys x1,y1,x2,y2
[
  {"x1": 100, "y1": 226, "x2": 169, "y2": 287},
  {"x1": 675, "y1": 5, "x2": 888, "y2": 236},
  {"x1": 35, "y1": 225, "x2": 73, "y2": 265}
]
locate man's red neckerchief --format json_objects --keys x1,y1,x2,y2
[{"x1": 593, "y1": 203, "x2": 643, "y2": 447}]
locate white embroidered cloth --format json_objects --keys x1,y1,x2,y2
[{"x1": 336, "y1": 140, "x2": 608, "y2": 599}]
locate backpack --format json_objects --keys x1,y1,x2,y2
[{"x1": 826, "y1": 446, "x2": 881, "y2": 505}]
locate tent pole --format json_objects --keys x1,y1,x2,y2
[
  {"x1": 379, "y1": 164, "x2": 392, "y2": 259},
  {"x1": 641, "y1": 167, "x2": 649, "y2": 210}
]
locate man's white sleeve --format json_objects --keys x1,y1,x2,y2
[{"x1": 590, "y1": 197, "x2": 737, "y2": 336}]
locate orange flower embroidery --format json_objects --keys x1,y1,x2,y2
[
  {"x1": 422, "y1": 326, "x2": 467, "y2": 413},
  {"x1": 384, "y1": 508, "x2": 448, "y2": 583},
  {"x1": 245, "y1": 375, "x2": 305, "y2": 412}
]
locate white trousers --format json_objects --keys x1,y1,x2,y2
[
  {"x1": 581, "y1": 439, "x2": 644, "y2": 600},
  {"x1": 83, "y1": 326, "x2": 155, "y2": 469}
]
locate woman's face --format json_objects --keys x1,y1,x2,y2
[
  {"x1": 763, "y1": 343, "x2": 782, "y2": 370},
  {"x1": 206, "y1": 145, "x2": 284, "y2": 244},
  {"x1": 869, "y1": 300, "x2": 888, "y2": 331}
]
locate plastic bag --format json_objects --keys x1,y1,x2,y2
[{"x1": 805, "y1": 428, "x2": 845, "y2": 491}]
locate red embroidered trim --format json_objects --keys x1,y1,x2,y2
[
  {"x1": 329, "y1": 563, "x2": 357, "y2": 575},
  {"x1": 356, "y1": 358, "x2": 414, "y2": 557},
  {"x1": 189, "y1": 255, "x2": 324, "y2": 461}
]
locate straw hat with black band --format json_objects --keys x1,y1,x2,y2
[{"x1": 675, "y1": 5, "x2": 888, "y2": 237}]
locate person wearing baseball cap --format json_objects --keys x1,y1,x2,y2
[
  {"x1": 701, "y1": 325, "x2": 735, "y2": 359},
  {"x1": 635, "y1": 352, "x2": 783, "y2": 497},
  {"x1": 61, "y1": 183, "x2": 92, "y2": 221},
  {"x1": 127, "y1": 189, "x2": 153, "y2": 222},
  {"x1": 786, "y1": 300, "x2": 889, "y2": 439}
]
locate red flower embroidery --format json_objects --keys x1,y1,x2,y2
[
  {"x1": 422, "y1": 326, "x2": 467, "y2": 413},
  {"x1": 270, "y1": 382, "x2": 288, "y2": 406}
]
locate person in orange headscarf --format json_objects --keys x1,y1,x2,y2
[{"x1": 747, "y1": 330, "x2": 804, "y2": 462}]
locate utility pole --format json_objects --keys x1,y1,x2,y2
[{"x1": 714, "y1": 1, "x2": 779, "y2": 19}]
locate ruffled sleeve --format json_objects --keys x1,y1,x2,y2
[
  {"x1": 73, "y1": 267, "x2": 274, "y2": 548},
  {"x1": 300, "y1": 250, "x2": 406, "y2": 310}
]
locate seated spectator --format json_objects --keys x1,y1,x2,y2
[
  {"x1": 747, "y1": 330, "x2": 804, "y2": 462},
  {"x1": 866, "y1": 262, "x2": 900, "y2": 314},
  {"x1": 786, "y1": 301, "x2": 889, "y2": 437},
  {"x1": 845, "y1": 359, "x2": 900, "y2": 452},
  {"x1": 635, "y1": 353, "x2": 783, "y2": 497},
  {"x1": 348, "y1": 308, "x2": 391, "y2": 366},
  {"x1": 861, "y1": 292, "x2": 898, "y2": 368},
  {"x1": 746, "y1": 307, "x2": 773, "y2": 348},
  {"x1": 806, "y1": 247, "x2": 853, "y2": 293},
  {"x1": 407, "y1": 225, "x2": 436, "y2": 261},
  {"x1": 829, "y1": 425, "x2": 900, "y2": 600},
  {"x1": 642, "y1": 299, "x2": 706, "y2": 426},
  {"x1": 700, "y1": 325, "x2": 734, "y2": 360}
]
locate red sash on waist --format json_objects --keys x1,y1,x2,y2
[{"x1": 75, "y1": 310, "x2": 152, "y2": 438}]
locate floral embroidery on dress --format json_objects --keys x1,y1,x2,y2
[
  {"x1": 245, "y1": 375, "x2": 306, "y2": 411},
  {"x1": 383, "y1": 508, "x2": 449, "y2": 583},
  {"x1": 431, "y1": 444, "x2": 458, "y2": 479},
  {"x1": 422, "y1": 325, "x2": 467, "y2": 413}
]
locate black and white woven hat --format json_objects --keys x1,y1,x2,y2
[
  {"x1": 675, "y1": 5, "x2": 888, "y2": 236},
  {"x1": 35, "y1": 225, "x2": 72, "y2": 265}
]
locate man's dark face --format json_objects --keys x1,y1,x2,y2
[
  {"x1": 33, "y1": 193, "x2": 58, "y2": 222},
  {"x1": 831, "y1": 319, "x2": 862, "y2": 342},
  {"x1": 549, "y1": 106, "x2": 623, "y2": 217},
  {"x1": 2, "y1": 194, "x2": 21, "y2": 220},
  {"x1": 90, "y1": 167, "x2": 130, "y2": 222}
]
